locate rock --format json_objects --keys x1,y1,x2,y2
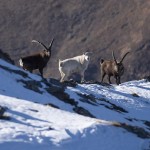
[
  {"x1": 0, "y1": 106, "x2": 6, "y2": 117},
  {"x1": 73, "y1": 106, "x2": 95, "y2": 118}
]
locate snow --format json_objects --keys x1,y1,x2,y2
[{"x1": 0, "y1": 59, "x2": 150, "y2": 150}]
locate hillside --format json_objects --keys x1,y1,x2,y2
[
  {"x1": 0, "y1": 58, "x2": 150, "y2": 150},
  {"x1": 0, "y1": 0, "x2": 150, "y2": 82}
]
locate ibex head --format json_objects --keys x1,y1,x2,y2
[
  {"x1": 32, "y1": 38, "x2": 54, "y2": 56},
  {"x1": 112, "y1": 50, "x2": 130, "y2": 76},
  {"x1": 84, "y1": 52, "x2": 92, "y2": 61}
]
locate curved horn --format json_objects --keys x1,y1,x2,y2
[
  {"x1": 84, "y1": 52, "x2": 92, "y2": 55},
  {"x1": 112, "y1": 50, "x2": 117, "y2": 64},
  {"x1": 48, "y1": 38, "x2": 54, "y2": 51},
  {"x1": 32, "y1": 40, "x2": 48, "y2": 50},
  {"x1": 120, "y1": 52, "x2": 130, "y2": 63}
]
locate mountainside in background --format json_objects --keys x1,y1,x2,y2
[
  {"x1": 0, "y1": 0, "x2": 150, "y2": 82},
  {"x1": 0, "y1": 58, "x2": 150, "y2": 150}
]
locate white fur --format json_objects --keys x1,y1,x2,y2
[
  {"x1": 19, "y1": 58, "x2": 23, "y2": 67},
  {"x1": 59, "y1": 52, "x2": 91, "y2": 82}
]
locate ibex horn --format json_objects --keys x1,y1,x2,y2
[
  {"x1": 48, "y1": 38, "x2": 54, "y2": 51},
  {"x1": 32, "y1": 40, "x2": 48, "y2": 50},
  {"x1": 120, "y1": 52, "x2": 130, "y2": 63},
  {"x1": 112, "y1": 50, "x2": 117, "y2": 64}
]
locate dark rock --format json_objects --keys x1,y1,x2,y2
[
  {"x1": 144, "y1": 121, "x2": 150, "y2": 128},
  {"x1": 48, "y1": 78, "x2": 63, "y2": 87},
  {"x1": 73, "y1": 106, "x2": 96, "y2": 118},
  {"x1": 62, "y1": 80, "x2": 78, "y2": 87},
  {"x1": 131, "y1": 93, "x2": 140, "y2": 97},
  {"x1": 0, "y1": 64, "x2": 28, "y2": 78},
  {"x1": 98, "y1": 98, "x2": 128, "y2": 113},
  {"x1": 46, "y1": 86, "x2": 78, "y2": 106},
  {"x1": 17, "y1": 79, "x2": 43, "y2": 94},
  {"x1": 45, "y1": 103, "x2": 60, "y2": 109},
  {"x1": 77, "y1": 93, "x2": 98, "y2": 106},
  {"x1": 115, "y1": 123, "x2": 150, "y2": 139},
  {"x1": 28, "y1": 109, "x2": 39, "y2": 112},
  {"x1": 0, "y1": 106, "x2": 10, "y2": 120},
  {"x1": 0, "y1": 49, "x2": 14, "y2": 64},
  {"x1": 0, "y1": 106, "x2": 6, "y2": 117},
  {"x1": 145, "y1": 76, "x2": 150, "y2": 82},
  {"x1": 84, "y1": 81, "x2": 112, "y2": 87}
]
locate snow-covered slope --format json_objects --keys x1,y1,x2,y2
[{"x1": 0, "y1": 59, "x2": 150, "y2": 150}]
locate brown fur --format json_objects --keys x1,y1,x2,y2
[{"x1": 100, "y1": 51, "x2": 130, "y2": 85}]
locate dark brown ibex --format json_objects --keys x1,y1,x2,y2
[
  {"x1": 100, "y1": 51, "x2": 130, "y2": 85},
  {"x1": 19, "y1": 38, "x2": 54, "y2": 77}
]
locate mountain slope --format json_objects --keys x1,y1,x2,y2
[
  {"x1": 0, "y1": 59, "x2": 150, "y2": 150},
  {"x1": 0, "y1": 0, "x2": 150, "y2": 82}
]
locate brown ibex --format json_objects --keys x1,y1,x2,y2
[
  {"x1": 19, "y1": 38, "x2": 54, "y2": 77},
  {"x1": 100, "y1": 51, "x2": 130, "y2": 85}
]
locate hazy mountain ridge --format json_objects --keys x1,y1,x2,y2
[{"x1": 0, "y1": 0, "x2": 150, "y2": 82}]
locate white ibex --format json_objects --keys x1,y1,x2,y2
[
  {"x1": 59, "y1": 52, "x2": 92, "y2": 82},
  {"x1": 100, "y1": 50, "x2": 130, "y2": 85}
]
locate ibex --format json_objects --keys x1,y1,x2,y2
[
  {"x1": 100, "y1": 51, "x2": 130, "y2": 85},
  {"x1": 19, "y1": 38, "x2": 54, "y2": 77},
  {"x1": 59, "y1": 52, "x2": 92, "y2": 83}
]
